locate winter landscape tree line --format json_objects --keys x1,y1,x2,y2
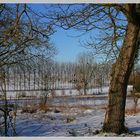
[
  {"x1": 0, "y1": 3, "x2": 140, "y2": 136},
  {"x1": 0, "y1": 52, "x2": 111, "y2": 95}
]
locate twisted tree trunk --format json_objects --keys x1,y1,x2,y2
[{"x1": 103, "y1": 22, "x2": 140, "y2": 134}]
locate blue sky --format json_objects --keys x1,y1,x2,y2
[
  {"x1": 29, "y1": 4, "x2": 96, "y2": 63},
  {"x1": 52, "y1": 28, "x2": 93, "y2": 62}
]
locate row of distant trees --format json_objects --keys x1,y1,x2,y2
[{"x1": 1, "y1": 52, "x2": 112, "y2": 96}]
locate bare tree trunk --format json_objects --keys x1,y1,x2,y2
[
  {"x1": 103, "y1": 22, "x2": 140, "y2": 134},
  {"x1": 134, "y1": 97, "x2": 138, "y2": 114},
  {"x1": 133, "y1": 94, "x2": 140, "y2": 114},
  {"x1": 0, "y1": 70, "x2": 8, "y2": 136},
  {"x1": 84, "y1": 87, "x2": 86, "y2": 95},
  {"x1": 84, "y1": 83, "x2": 87, "y2": 95}
]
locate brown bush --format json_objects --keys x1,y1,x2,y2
[
  {"x1": 66, "y1": 117, "x2": 75, "y2": 123},
  {"x1": 39, "y1": 104, "x2": 50, "y2": 113},
  {"x1": 129, "y1": 73, "x2": 140, "y2": 92},
  {"x1": 100, "y1": 106, "x2": 107, "y2": 110},
  {"x1": 134, "y1": 75, "x2": 140, "y2": 92},
  {"x1": 21, "y1": 106, "x2": 37, "y2": 114},
  {"x1": 125, "y1": 107, "x2": 140, "y2": 115}
]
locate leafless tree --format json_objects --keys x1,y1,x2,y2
[
  {"x1": 95, "y1": 62, "x2": 111, "y2": 93},
  {"x1": 42, "y1": 4, "x2": 140, "y2": 134},
  {"x1": 38, "y1": 57, "x2": 54, "y2": 105},
  {"x1": 74, "y1": 52, "x2": 96, "y2": 95},
  {"x1": 1, "y1": 4, "x2": 56, "y2": 67},
  {"x1": 0, "y1": 4, "x2": 56, "y2": 136}
]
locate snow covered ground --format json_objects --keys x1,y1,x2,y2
[
  {"x1": 0, "y1": 94, "x2": 139, "y2": 137},
  {"x1": 2, "y1": 86, "x2": 108, "y2": 98},
  {"x1": 14, "y1": 109, "x2": 105, "y2": 136},
  {"x1": 12, "y1": 106, "x2": 140, "y2": 136},
  {"x1": 2, "y1": 85, "x2": 133, "y2": 98},
  {"x1": 0, "y1": 84, "x2": 139, "y2": 137}
]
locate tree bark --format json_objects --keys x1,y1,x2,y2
[
  {"x1": 103, "y1": 22, "x2": 140, "y2": 134},
  {"x1": 84, "y1": 83, "x2": 87, "y2": 95}
]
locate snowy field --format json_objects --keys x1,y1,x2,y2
[
  {"x1": 2, "y1": 86, "x2": 110, "y2": 98},
  {"x1": 0, "y1": 94, "x2": 140, "y2": 136},
  {"x1": 0, "y1": 85, "x2": 139, "y2": 137},
  {"x1": 2, "y1": 85, "x2": 133, "y2": 98},
  {"x1": 13, "y1": 109, "x2": 140, "y2": 137}
]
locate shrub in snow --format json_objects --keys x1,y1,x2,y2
[
  {"x1": 54, "y1": 108, "x2": 61, "y2": 113},
  {"x1": 66, "y1": 117, "x2": 75, "y2": 123},
  {"x1": 21, "y1": 106, "x2": 37, "y2": 114},
  {"x1": 39, "y1": 104, "x2": 50, "y2": 113}
]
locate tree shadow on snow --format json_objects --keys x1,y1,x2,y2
[{"x1": 129, "y1": 127, "x2": 140, "y2": 132}]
